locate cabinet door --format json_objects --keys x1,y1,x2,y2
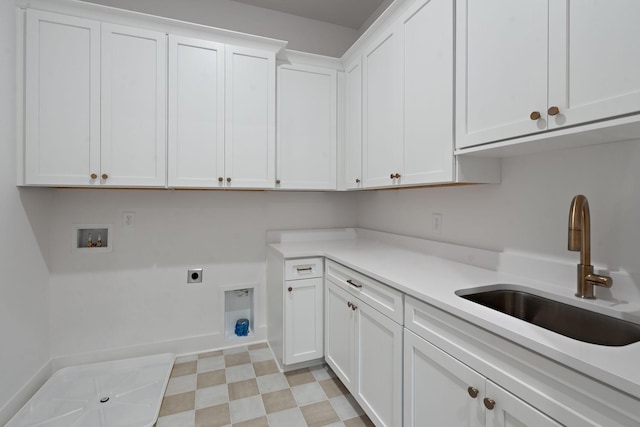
[
  {"x1": 168, "y1": 36, "x2": 225, "y2": 188},
  {"x1": 284, "y1": 278, "x2": 324, "y2": 365},
  {"x1": 225, "y1": 46, "x2": 275, "y2": 188},
  {"x1": 25, "y1": 10, "x2": 100, "y2": 186},
  {"x1": 456, "y1": 0, "x2": 548, "y2": 148},
  {"x1": 325, "y1": 281, "x2": 356, "y2": 390},
  {"x1": 101, "y1": 24, "x2": 167, "y2": 187},
  {"x1": 344, "y1": 57, "x2": 363, "y2": 190},
  {"x1": 400, "y1": 0, "x2": 454, "y2": 185},
  {"x1": 485, "y1": 380, "x2": 561, "y2": 427},
  {"x1": 356, "y1": 300, "x2": 402, "y2": 427},
  {"x1": 362, "y1": 26, "x2": 403, "y2": 188},
  {"x1": 548, "y1": 0, "x2": 640, "y2": 130},
  {"x1": 277, "y1": 64, "x2": 337, "y2": 190},
  {"x1": 404, "y1": 329, "x2": 485, "y2": 427}
]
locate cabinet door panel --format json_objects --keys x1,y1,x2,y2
[
  {"x1": 404, "y1": 329, "x2": 484, "y2": 427},
  {"x1": 548, "y1": 0, "x2": 640, "y2": 129},
  {"x1": 101, "y1": 24, "x2": 167, "y2": 187},
  {"x1": 277, "y1": 64, "x2": 337, "y2": 190},
  {"x1": 356, "y1": 302, "x2": 402, "y2": 427},
  {"x1": 225, "y1": 46, "x2": 275, "y2": 188},
  {"x1": 456, "y1": 0, "x2": 548, "y2": 148},
  {"x1": 485, "y1": 381, "x2": 561, "y2": 427},
  {"x1": 401, "y1": 0, "x2": 454, "y2": 184},
  {"x1": 284, "y1": 278, "x2": 323, "y2": 364},
  {"x1": 362, "y1": 27, "x2": 402, "y2": 188},
  {"x1": 344, "y1": 57, "x2": 363, "y2": 190},
  {"x1": 25, "y1": 10, "x2": 100, "y2": 185},
  {"x1": 168, "y1": 36, "x2": 225, "y2": 188},
  {"x1": 325, "y1": 281, "x2": 356, "y2": 390}
]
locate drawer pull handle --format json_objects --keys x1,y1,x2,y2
[
  {"x1": 483, "y1": 398, "x2": 495, "y2": 410},
  {"x1": 467, "y1": 387, "x2": 478, "y2": 398},
  {"x1": 296, "y1": 267, "x2": 313, "y2": 272},
  {"x1": 288, "y1": 287, "x2": 293, "y2": 292},
  {"x1": 346, "y1": 279, "x2": 362, "y2": 289}
]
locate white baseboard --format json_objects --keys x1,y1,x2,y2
[{"x1": 0, "y1": 359, "x2": 52, "y2": 426}]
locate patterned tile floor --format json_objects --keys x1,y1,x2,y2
[{"x1": 155, "y1": 343, "x2": 374, "y2": 427}]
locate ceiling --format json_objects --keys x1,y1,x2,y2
[{"x1": 231, "y1": 0, "x2": 387, "y2": 30}]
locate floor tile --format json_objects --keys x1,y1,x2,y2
[
  {"x1": 198, "y1": 369, "x2": 226, "y2": 389},
  {"x1": 267, "y1": 407, "x2": 307, "y2": 427},
  {"x1": 223, "y1": 346, "x2": 248, "y2": 355},
  {"x1": 228, "y1": 378, "x2": 259, "y2": 400},
  {"x1": 225, "y1": 351, "x2": 251, "y2": 367},
  {"x1": 330, "y1": 395, "x2": 364, "y2": 420},
  {"x1": 198, "y1": 356, "x2": 225, "y2": 373},
  {"x1": 248, "y1": 342, "x2": 268, "y2": 350},
  {"x1": 262, "y1": 388, "x2": 297, "y2": 414},
  {"x1": 226, "y1": 363, "x2": 256, "y2": 383},
  {"x1": 249, "y1": 348, "x2": 274, "y2": 363},
  {"x1": 233, "y1": 416, "x2": 269, "y2": 427},
  {"x1": 159, "y1": 391, "x2": 196, "y2": 417},
  {"x1": 195, "y1": 403, "x2": 230, "y2": 427},
  {"x1": 253, "y1": 360, "x2": 279, "y2": 377},
  {"x1": 343, "y1": 415, "x2": 375, "y2": 427},
  {"x1": 300, "y1": 400, "x2": 341, "y2": 427},
  {"x1": 165, "y1": 374, "x2": 197, "y2": 396},
  {"x1": 172, "y1": 361, "x2": 198, "y2": 378},
  {"x1": 198, "y1": 350, "x2": 223, "y2": 359},
  {"x1": 229, "y1": 395, "x2": 266, "y2": 423},
  {"x1": 310, "y1": 365, "x2": 337, "y2": 381},
  {"x1": 319, "y1": 377, "x2": 349, "y2": 398},
  {"x1": 195, "y1": 384, "x2": 229, "y2": 410},
  {"x1": 291, "y1": 381, "x2": 327, "y2": 406},
  {"x1": 285, "y1": 368, "x2": 316, "y2": 387},
  {"x1": 256, "y1": 373, "x2": 289, "y2": 394},
  {"x1": 155, "y1": 409, "x2": 195, "y2": 427},
  {"x1": 176, "y1": 355, "x2": 199, "y2": 364}
]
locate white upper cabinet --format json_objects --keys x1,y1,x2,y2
[
  {"x1": 362, "y1": 26, "x2": 403, "y2": 188},
  {"x1": 343, "y1": 57, "x2": 363, "y2": 190},
  {"x1": 457, "y1": 0, "x2": 640, "y2": 149},
  {"x1": 25, "y1": 10, "x2": 100, "y2": 186},
  {"x1": 400, "y1": 0, "x2": 454, "y2": 185},
  {"x1": 225, "y1": 46, "x2": 276, "y2": 189},
  {"x1": 277, "y1": 63, "x2": 337, "y2": 190},
  {"x1": 101, "y1": 23, "x2": 167, "y2": 187},
  {"x1": 168, "y1": 36, "x2": 225, "y2": 188},
  {"x1": 547, "y1": 0, "x2": 640, "y2": 130}
]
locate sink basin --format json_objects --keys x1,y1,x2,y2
[{"x1": 457, "y1": 287, "x2": 640, "y2": 346}]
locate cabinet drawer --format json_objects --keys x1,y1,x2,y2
[
  {"x1": 285, "y1": 257, "x2": 323, "y2": 280},
  {"x1": 325, "y1": 259, "x2": 403, "y2": 324}
]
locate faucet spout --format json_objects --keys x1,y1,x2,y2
[{"x1": 567, "y1": 195, "x2": 612, "y2": 299}]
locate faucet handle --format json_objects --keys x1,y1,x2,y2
[{"x1": 586, "y1": 273, "x2": 613, "y2": 289}]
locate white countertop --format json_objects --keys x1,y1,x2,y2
[{"x1": 268, "y1": 229, "x2": 640, "y2": 400}]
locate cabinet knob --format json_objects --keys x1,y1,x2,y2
[
  {"x1": 394, "y1": 173, "x2": 401, "y2": 179},
  {"x1": 548, "y1": 106, "x2": 560, "y2": 116},
  {"x1": 467, "y1": 387, "x2": 479, "y2": 398},
  {"x1": 218, "y1": 177, "x2": 223, "y2": 182},
  {"x1": 101, "y1": 173, "x2": 108, "y2": 180},
  {"x1": 483, "y1": 398, "x2": 496, "y2": 410},
  {"x1": 355, "y1": 178, "x2": 360, "y2": 184},
  {"x1": 530, "y1": 111, "x2": 541, "y2": 120},
  {"x1": 276, "y1": 179, "x2": 281, "y2": 184},
  {"x1": 390, "y1": 173, "x2": 395, "y2": 179},
  {"x1": 288, "y1": 287, "x2": 293, "y2": 292},
  {"x1": 351, "y1": 303, "x2": 357, "y2": 311},
  {"x1": 226, "y1": 177, "x2": 231, "y2": 183},
  {"x1": 90, "y1": 173, "x2": 98, "y2": 180},
  {"x1": 347, "y1": 301, "x2": 352, "y2": 308}
]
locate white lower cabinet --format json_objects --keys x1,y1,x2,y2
[
  {"x1": 404, "y1": 329, "x2": 560, "y2": 427},
  {"x1": 284, "y1": 277, "x2": 323, "y2": 365},
  {"x1": 324, "y1": 261, "x2": 403, "y2": 427}
]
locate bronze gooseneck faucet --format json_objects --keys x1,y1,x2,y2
[{"x1": 568, "y1": 195, "x2": 612, "y2": 299}]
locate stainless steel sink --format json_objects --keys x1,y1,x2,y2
[{"x1": 457, "y1": 288, "x2": 640, "y2": 346}]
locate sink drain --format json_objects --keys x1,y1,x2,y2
[{"x1": 99, "y1": 397, "x2": 110, "y2": 403}]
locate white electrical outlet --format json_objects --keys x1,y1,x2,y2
[
  {"x1": 432, "y1": 213, "x2": 443, "y2": 234},
  {"x1": 122, "y1": 211, "x2": 136, "y2": 229}
]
